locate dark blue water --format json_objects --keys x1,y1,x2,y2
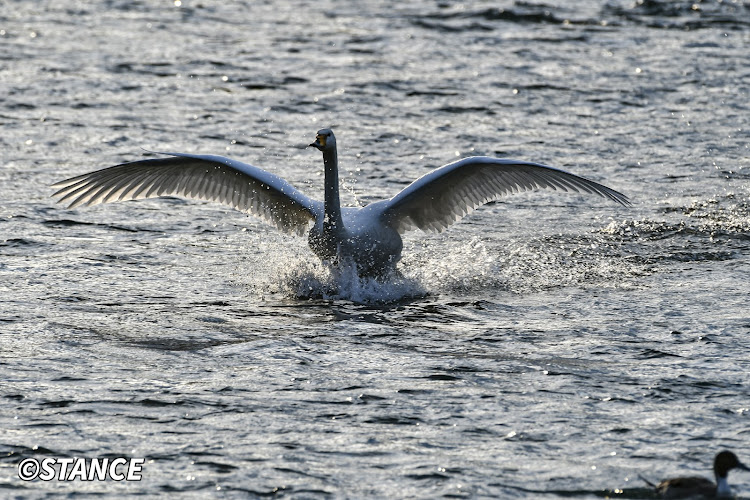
[{"x1": 2, "y1": 0, "x2": 750, "y2": 497}]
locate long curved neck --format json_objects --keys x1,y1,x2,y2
[{"x1": 323, "y1": 147, "x2": 343, "y2": 230}]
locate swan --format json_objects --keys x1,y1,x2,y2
[{"x1": 51, "y1": 128, "x2": 630, "y2": 277}]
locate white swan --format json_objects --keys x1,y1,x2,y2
[{"x1": 52, "y1": 128, "x2": 630, "y2": 277}]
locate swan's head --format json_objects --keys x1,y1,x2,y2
[{"x1": 309, "y1": 128, "x2": 336, "y2": 152}]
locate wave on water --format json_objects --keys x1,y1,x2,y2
[
  {"x1": 602, "y1": 0, "x2": 750, "y2": 30},
  {"x1": 404, "y1": 0, "x2": 750, "y2": 32},
  {"x1": 600, "y1": 192, "x2": 750, "y2": 263}
]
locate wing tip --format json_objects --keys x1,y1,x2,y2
[{"x1": 602, "y1": 189, "x2": 632, "y2": 208}]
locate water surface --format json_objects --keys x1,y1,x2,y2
[{"x1": 1, "y1": 0, "x2": 749, "y2": 497}]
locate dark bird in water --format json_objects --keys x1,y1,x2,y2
[
  {"x1": 641, "y1": 451, "x2": 749, "y2": 499},
  {"x1": 52, "y1": 128, "x2": 629, "y2": 277}
]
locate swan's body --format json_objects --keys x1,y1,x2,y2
[
  {"x1": 642, "y1": 451, "x2": 749, "y2": 499},
  {"x1": 52, "y1": 128, "x2": 630, "y2": 277}
]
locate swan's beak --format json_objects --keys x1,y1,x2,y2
[{"x1": 308, "y1": 134, "x2": 325, "y2": 151}]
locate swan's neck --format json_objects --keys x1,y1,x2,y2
[{"x1": 323, "y1": 147, "x2": 343, "y2": 230}]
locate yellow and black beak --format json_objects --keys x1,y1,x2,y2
[{"x1": 308, "y1": 133, "x2": 326, "y2": 150}]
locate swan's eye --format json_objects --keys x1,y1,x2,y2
[{"x1": 316, "y1": 134, "x2": 327, "y2": 147}]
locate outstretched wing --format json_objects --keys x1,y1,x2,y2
[
  {"x1": 378, "y1": 156, "x2": 630, "y2": 233},
  {"x1": 51, "y1": 152, "x2": 323, "y2": 235}
]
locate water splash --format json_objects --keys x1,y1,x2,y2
[
  {"x1": 240, "y1": 248, "x2": 426, "y2": 304},
  {"x1": 404, "y1": 234, "x2": 644, "y2": 295},
  {"x1": 403, "y1": 237, "x2": 506, "y2": 293},
  {"x1": 234, "y1": 229, "x2": 645, "y2": 303},
  {"x1": 285, "y1": 262, "x2": 427, "y2": 304}
]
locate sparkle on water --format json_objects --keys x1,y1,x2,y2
[{"x1": 2, "y1": 0, "x2": 749, "y2": 497}]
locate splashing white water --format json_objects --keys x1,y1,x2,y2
[
  {"x1": 232, "y1": 227, "x2": 640, "y2": 303},
  {"x1": 279, "y1": 261, "x2": 427, "y2": 304},
  {"x1": 235, "y1": 238, "x2": 426, "y2": 304}
]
